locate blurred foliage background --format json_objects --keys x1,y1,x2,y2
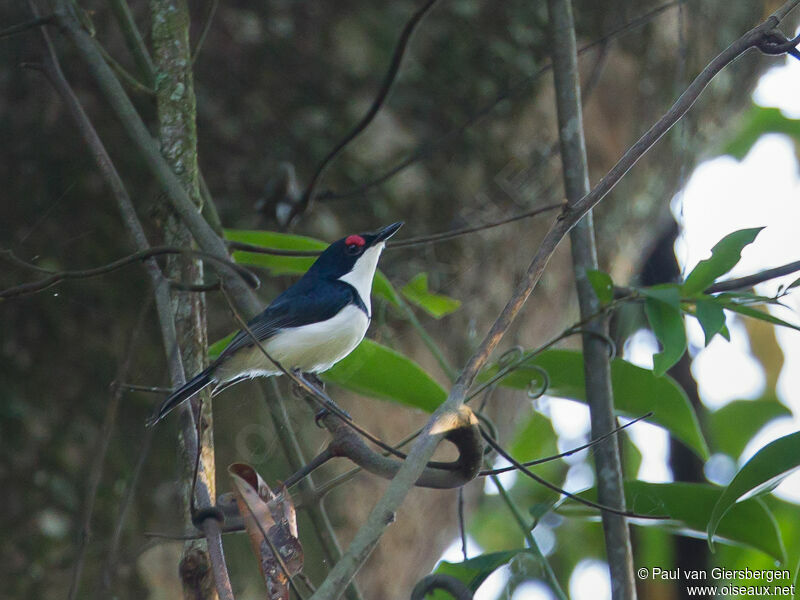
[{"x1": 1, "y1": 1, "x2": 798, "y2": 598}]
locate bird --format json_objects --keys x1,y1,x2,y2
[{"x1": 146, "y1": 221, "x2": 403, "y2": 427}]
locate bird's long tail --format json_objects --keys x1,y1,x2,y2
[{"x1": 146, "y1": 368, "x2": 214, "y2": 427}]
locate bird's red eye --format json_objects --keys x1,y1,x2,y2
[{"x1": 345, "y1": 235, "x2": 365, "y2": 247}]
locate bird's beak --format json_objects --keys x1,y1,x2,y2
[{"x1": 373, "y1": 222, "x2": 404, "y2": 244}]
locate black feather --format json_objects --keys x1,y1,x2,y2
[{"x1": 146, "y1": 367, "x2": 214, "y2": 427}]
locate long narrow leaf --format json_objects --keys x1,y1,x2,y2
[
  {"x1": 566, "y1": 481, "x2": 785, "y2": 563},
  {"x1": 707, "y1": 431, "x2": 800, "y2": 552},
  {"x1": 682, "y1": 227, "x2": 763, "y2": 295}
]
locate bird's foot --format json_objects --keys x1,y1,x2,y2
[
  {"x1": 314, "y1": 398, "x2": 352, "y2": 427},
  {"x1": 300, "y1": 371, "x2": 325, "y2": 392},
  {"x1": 290, "y1": 370, "x2": 351, "y2": 425}
]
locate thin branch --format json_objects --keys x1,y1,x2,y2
[
  {"x1": 0, "y1": 14, "x2": 53, "y2": 39},
  {"x1": 0, "y1": 245, "x2": 258, "y2": 299},
  {"x1": 191, "y1": 0, "x2": 219, "y2": 65},
  {"x1": 220, "y1": 287, "x2": 478, "y2": 476},
  {"x1": 108, "y1": 0, "x2": 156, "y2": 86},
  {"x1": 306, "y1": 5, "x2": 800, "y2": 597},
  {"x1": 490, "y1": 474, "x2": 566, "y2": 600},
  {"x1": 101, "y1": 424, "x2": 156, "y2": 591},
  {"x1": 94, "y1": 38, "x2": 154, "y2": 96},
  {"x1": 564, "y1": 3, "x2": 800, "y2": 225},
  {"x1": 480, "y1": 413, "x2": 652, "y2": 475},
  {"x1": 457, "y1": 489, "x2": 468, "y2": 561},
  {"x1": 316, "y1": 1, "x2": 680, "y2": 202},
  {"x1": 482, "y1": 429, "x2": 664, "y2": 519},
  {"x1": 68, "y1": 298, "x2": 151, "y2": 600},
  {"x1": 388, "y1": 202, "x2": 565, "y2": 249},
  {"x1": 261, "y1": 380, "x2": 364, "y2": 600},
  {"x1": 224, "y1": 241, "x2": 322, "y2": 257},
  {"x1": 224, "y1": 201, "x2": 565, "y2": 258},
  {"x1": 199, "y1": 518, "x2": 235, "y2": 600},
  {"x1": 706, "y1": 259, "x2": 800, "y2": 293},
  {"x1": 396, "y1": 293, "x2": 457, "y2": 380},
  {"x1": 290, "y1": 0, "x2": 440, "y2": 222}
]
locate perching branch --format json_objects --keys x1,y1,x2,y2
[
  {"x1": 0, "y1": 245, "x2": 258, "y2": 299},
  {"x1": 289, "y1": 0, "x2": 440, "y2": 223},
  {"x1": 315, "y1": 401, "x2": 483, "y2": 489},
  {"x1": 218, "y1": 287, "x2": 483, "y2": 485},
  {"x1": 307, "y1": 4, "x2": 800, "y2": 598}
]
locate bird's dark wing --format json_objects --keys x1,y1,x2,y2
[{"x1": 216, "y1": 280, "x2": 365, "y2": 362}]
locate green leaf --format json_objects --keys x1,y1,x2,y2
[
  {"x1": 322, "y1": 339, "x2": 446, "y2": 412},
  {"x1": 431, "y1": 550, "x2": 535, "y2": 599},
  {"x1": 788, "y1": 277, "x2": 800, "y2": 291},
  {"x1": 640, "y1": 284, "x2": 681, "y2": 308},
  {"x1": 225, "y1": 229, "x2": 399, "y2": 305},
  {"x1": 208, "y1": 332, "x2": 235, "y2": 360},
  {"x1": 708, "y1": 431, "x2": 800, "y2": 553},
  {"x1": 509, "y1": 410, "x2": 558, "y2": 464},
  {"x1": 401, "y1": 273, "x2": 461, "y2": 318},
  {"x1": 721, "y1": 302, "x2": 800, "y2": 333},
  {"x1": 709, "y1": 397, "x2": 792, "y2": 459},
  {"x1": 644, "y1": 294, "x2": 687, "y2": 376},
  {"x1": 482, "y1": 349, "x2": 709, "y2": 459},
  {"x1": 694, "y1": 298, "x2": 726, "y2": 346},
  {"x1": 723, "y1": 105, "x2": 800, "y2": 160},
  {"x1": 586, "y1": 269, "x2": 613, "y2": 305},
  {"x1": 681, "y1": 228, "x2": 764, "y2": 295},
  {"x1": 566, "y1": 482, "x2": 785, "y2": 564}
]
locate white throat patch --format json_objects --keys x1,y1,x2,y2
[{"x1": 338, "y1": 242, "x2": 384, "y2": 317}]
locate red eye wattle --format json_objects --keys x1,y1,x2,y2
[{"x1": 345, "y1": 235, "x2": 365, "y2": 247}]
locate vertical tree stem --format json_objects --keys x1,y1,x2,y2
[
  {"x1": 546, "y1": 1, "x2": 636, "y2": 598},
  {"x1": 149, "y1": 0, "x2": 226, "y2": 597}
]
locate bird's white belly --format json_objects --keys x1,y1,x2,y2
[{"x1": 217, "y1": 304, "x2": 369, "y2": 382}]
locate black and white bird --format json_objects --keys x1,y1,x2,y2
[{"x1": 147, "y1": 222, "x2": 403, "y2": 426}]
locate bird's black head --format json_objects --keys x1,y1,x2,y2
[{"x1": 305, "y1": 222, "x2": 403, "y2": 282}]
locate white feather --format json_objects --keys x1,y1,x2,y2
[
  {"x1": 338, "y1": 241, "x2": 385, "y2": 317},
  {"x1": 214, "y1": 304, "x2": 370, "y2": 383}
]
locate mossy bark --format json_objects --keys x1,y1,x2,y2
[{"x1": 150, "y1": 1, "x2": 216, "y2": 598}]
